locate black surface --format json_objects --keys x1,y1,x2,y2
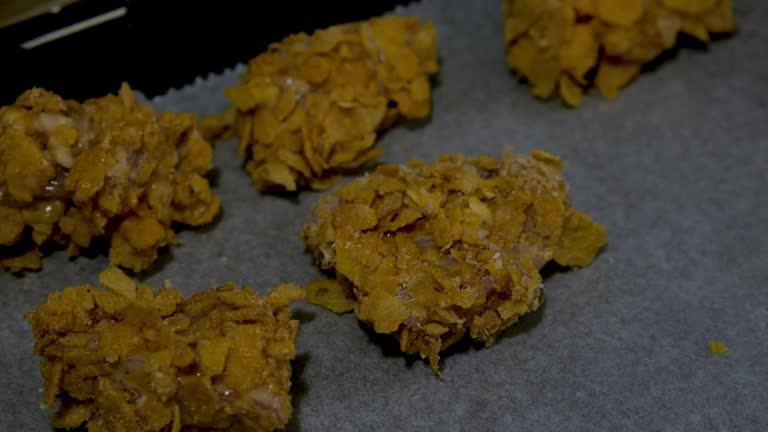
[{"x1": 1, "y1": 0, "x2": 411, "y2": 104}]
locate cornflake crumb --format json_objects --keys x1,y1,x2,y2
[
  {"x1": 0, "y1": 84, "x2": 220, "y2": 272},
  {"x1": 25, "y1": 267, "x2": 304, "y2": 431},
  {"x1": 305, "y1": 278, "x2": 356, "y2": 314},
  {"x1": 200, "y1": 107, "x2": 236, "y2": 142},
  {"x1": 226, "y1": 16, "x2": 438, "y2": 192},
  {"x1": 503, "y1": 0, "x2": 737, "y2": 106},
  {"x1": 302, "y1": 148, "x2": 607, "y2": 373},
  {"x1": 709, "y1": 340, "x2": 729, "y2": 355}
]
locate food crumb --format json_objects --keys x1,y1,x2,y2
[
  {"x1": 709, "y1": 340, "x2": 729, "y2": 355},
  {"x1": 305, "y1": 278, "x2": 356, "y2": 314}
]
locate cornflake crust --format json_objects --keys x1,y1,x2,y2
[
  {"x1": 25, "y1": 267, "x2": 304, "y2": 432},
  {"x1": 225, "y1": 16, "x2": 438, "y2": 192},
  {"x1": 302, "y1": 149, "x2": 607, "y2": 373},
  {"x1": 0, "y1": 84, "x2": 220, "y2": 272},
  {"x1": 504, "y1": 0, "x2": 737, "y2": 106}
]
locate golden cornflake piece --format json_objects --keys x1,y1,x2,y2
[
  {"x1": 302, "y1": 149, "x2": 607, "y2": 372},
  {"x1": 25, "y1": 267, "x2": 304, "y2": 432},
  {"x1": 0, "y1": 84, "x2": 220, "y2": 272},
  {"x1": 503, "y1": 0, "x2": 737, "y2": 106},
  {"x1": 709, "y1": 340, "x2": 729, "y2": 355},
  {"x1": 200, "y1": 107, "x2": 236, "y2": 142},
  {"x1": 226, "y1": 16, "x2": 438, "y2": 192},
  {"x1": 305, "y1": 278, "x2": 356, "y2": 314}
]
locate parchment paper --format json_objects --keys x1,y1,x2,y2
[{"x1": 2, "y1": 0, "x2": 767, "y2": 430}]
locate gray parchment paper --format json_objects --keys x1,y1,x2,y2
[{"x1": 2, "y1": 0, "x2": 767, "y2": 430}]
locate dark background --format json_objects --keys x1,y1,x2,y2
[{"x1": 1, "y1": 0, "x2": 410, "y2": 104}]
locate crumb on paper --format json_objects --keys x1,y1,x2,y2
[
  {"x1": 25, "y1": 267, "x2": 304, "y2": 431},
  {"x1": 302, "y1": 148, "x2": 607, "y2": 373},
  {"x1": 199, "y1": 107, "x2": 236, "y2": 142},
  {"x1": 0, "y1": 84, "x2": 220, "y2": 272},
  {"x1": 709, "y1": 340, "x2": 728, "y2": 355},
  {"x1": 305, "y1": 278, "x2": 356, "y2": 314},
  {"x1": 226, "y1": 15, "x2": 438, "y2": 192},
  {"x1": 503, "y1": 0, "x2": 737, "y2": 106}
]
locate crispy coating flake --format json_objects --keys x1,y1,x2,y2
[
  {"x1": 708, "y1": 340, "x2": 728, "y2": 355},
  {"x1": 302, "y1": 149, "x2": 607, "y2": 372},
  {"x1": 25, "y1": 267, "x2": 304, "y2": 432},
  {"x1": 200, "y1": 107, "x2": 236, "y2": 142},
  {"x1": 0, "y1": 84, "x2": 220, "y2": 272},
  {"x1": 305, "y1": 278, "x2": 356, "y2": 314},
  {"x1": 226, "y1": 16, "x2": 438, "y2": 192},
  {"x1": 503, "y1": 0, "x2": 737, "y2": 106}
]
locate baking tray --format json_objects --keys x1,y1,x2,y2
[{"x1": 2, "y1": 0, "x2": 767, "y2": 430}]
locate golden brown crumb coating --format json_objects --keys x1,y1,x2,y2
[
  {"x1": 302, "y1": 149, "x2": 607, "y2": 372},
  {"x1": 0, "y1": 84, "x2": 220, "y2": 272},
  {"x1": 503, "y1": 0, "x2": 737, "y2": 106},
  {"x1": 225, "y1": 16, "x2": 438, "y2": 192},
  {"x1": 25, "y1": 267, "x2": 304, "y2": 432}
]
